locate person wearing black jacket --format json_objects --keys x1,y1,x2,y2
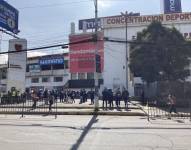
[
  {"x1": 90, "y1": 89, "x2": 95, "y2": 105},
  {"x1": 102, "y1": 88, "x2": 108, "y2": 109},
  {"x1": 122, "y1": 88, "x2": 129, "y2": 109},
  {"x1": 108, "y1": 89, "x2": 113, "y2": 109},
  {"x1": 115, "y1": 88, "x2": 121, "y2": 109}
]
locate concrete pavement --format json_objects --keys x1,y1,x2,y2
[{"x1": 0, "y1": 115, "x2": 190, "y2": 150}]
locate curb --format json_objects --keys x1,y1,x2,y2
[{"x1": 0, "y1": 111, "x2": 146, "y2": 116}]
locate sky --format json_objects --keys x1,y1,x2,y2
[{"x1": 0, "y1": 0, "x2": 191, "y2": 61}]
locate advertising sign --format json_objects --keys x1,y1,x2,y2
[
  {"x1": 103, "y1": 12, "x2": 191, "y2": 28},
  {"x1": 0, "y1": 0, "x2": 19, "y2": 34},
  {"x1": 79, "y1": 18, "x2": 102, "y2": 30},
  {"x1": 39, "y1": 57, "x2": 64, "y2": 65},
  {"x1": 7, "y1": 39, "x2": 27, "y2": 93},
  {"x1": 164, "y1": 0, "x2": 182, "y2": 14},
  {"x1": 29, "y1": 64, "x2": 40, "y2": 73},
  {"x1": 69, "y1": 32, "x2": 104, "y2": 73}
]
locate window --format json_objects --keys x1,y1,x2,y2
[
  {"x1": 42, "y1": 77, "x2": 50, "y2": 83},
  {"x1": 52, "y1": 64, "x2": 64, "y2": 70},
  {"x1": 31, "y1": 78, "x2": 39, "y2": 83},
  {"x1": 41, "y1": 65, "x2": 51, "y2": 71},
  {"x1": 28, "y1": 64, "x2": 40, "y2": 73},
  {"x1": 87, "y1": 73, "x2": 94, "y2": 79},
  {"x1": 71, "y1": 73, "x2": 77, "y2": 80},
  {"x1": 78, "y1": 73, "x2": 85, "y2": 80},
  {"x1": 64, "y1": 60, "x2": 69, "y2": 69},
  {"x1": 54, "y1": 77, "x2": 63, "y2": 82}
]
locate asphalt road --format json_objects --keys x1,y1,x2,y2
[{"x1": 0, "y1": 115, "x2": 190, "y2": 150}]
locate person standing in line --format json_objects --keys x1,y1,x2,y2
[
  {"x1": 108, "y1": 89, "x2": 114, "y2": 109},
  {"x1": 122, "y1": 88, "x2": 129, "y2": 109},
  {"x1": 84, "y1": 89, "x2": 87, "y2": 103},
  {"x1": 115, "y1": 88, "x2": 121, "y2": 109},
  {"x1": 31, "y1": 90, "x2": 38, "y2": 109},
  {"x1": 79, "y1": 89, "x2": 83, "y2": 104},
  {"x1": 43, "y1": 89, "x2": 48, "y2": 105},
  {"x1": 71, "y1": 91, "x2": 75, "y2": 103},
  {"x1": 168, "y1": 94, "x2": 177, "y2": 117},
  {"x1": 90, "y1": 89, "x2": 95, "y2": 105},
  {"x1": 49, "y1": 91, "x2": 54, "y2": 112},
  {"x1": 59, "y1": 90, "x2": 64, "y2": 103},
  {"x1": 102, "y1": 88, "x2": 108, "y2": 109}
]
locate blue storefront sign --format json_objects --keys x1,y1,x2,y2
[
  {"x1": 79, "y1": 18, "x2": 102, "y2": 30},
  {"x1": 164, "y1": 0, "x2": 182, "y2": 14},
  {"x1": 39, "y1": 57, "x2": 64, "y2": 65},
  {"x1": 0, "y1": 0, "x2": 19, "y2": 34}
]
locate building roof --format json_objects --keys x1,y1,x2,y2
[{"x1": 27, "y1": 53, "x2": 69, "y2": 61}]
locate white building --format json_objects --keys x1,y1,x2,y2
[
  {"x1": 26, "y1": 53, "x2": 70, "y2": 91},
  {"x1": 102, "y1": 12, "x2": 191, "y2": 96}
]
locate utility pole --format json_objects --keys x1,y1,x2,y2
[
  {"x1": 121, "y1": 11, "x2": 129, "y2": 90},
  {"x1": 94, "y1": 0, "x2": 99, "y2": 111}
]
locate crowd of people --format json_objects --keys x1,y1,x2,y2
[
  {"x1": 0, "y1": 87, "x2": 131, "y2": 110},
  {"x1": 30, "y1": 88, "x2": 95, "y2": 111},
  {"x1": 0, "y1": 87, "x2": 180, "y2": 115},
  {"x1": 29, "y1": 87, "x2": 130, "y2": 111},
  {"x1": 102, "y1": 88, "x2": 129, "y2": 110}
]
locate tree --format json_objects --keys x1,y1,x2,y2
[{"x1": 129, "y1": 21, "x2": 191, "y2": 84}]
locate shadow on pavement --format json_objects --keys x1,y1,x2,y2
[{"x1": 70, "y1": 115, "x2": 98, "y2": 150}]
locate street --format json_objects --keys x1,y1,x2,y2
[{"x1": 0, "y1": 115, "x2": 190, "y2": 150}]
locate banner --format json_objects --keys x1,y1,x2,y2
[
  {"x1": 39, "y1": 57, "x2": 64, "y2": 65},
  {"x1": 69, "y1": 32, "x2": 104, "y2": 73},
  {"x1": 164, "y1": 0, "x2": 182, "y2": 14},
  {"x1": 0, "y1": 0, "x2": 19, "y2": 34}
]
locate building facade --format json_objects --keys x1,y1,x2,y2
[
  {"x1": 77, "y1": 12, "x2": 191, "y2": 96},
  {"x1": 25, "y1": 53, "x2": 70, "y2": 91}
]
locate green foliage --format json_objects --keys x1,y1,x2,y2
[{"x1": 129, "y1": 21, "x2": 191, "y2": 83}]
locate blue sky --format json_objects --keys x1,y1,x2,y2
[{"x1": 0, "y1": 0, "x2": 191, "y2": 57}]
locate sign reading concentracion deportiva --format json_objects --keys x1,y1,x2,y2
[{"x1": 104, "y1": 12, "x2": 191, "y2": 28}]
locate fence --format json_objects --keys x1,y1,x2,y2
[
  {"x1": 147, "y1": 99, "x2": 191, "y2": 121},
  {"x1": 0, "y1": 95, "x2": 58, "y2": 117}
]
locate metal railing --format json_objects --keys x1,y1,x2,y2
[
  {"x1": 147, "y1": 99, "x2": 191, "y2": 122},
  {"x1": 0, "y1": 95, "x2": 58, "y2": 118}
]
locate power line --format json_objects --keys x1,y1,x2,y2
[
  {"x1": 1, "y1": 36, "x2": 190, "y2": 55},
  {"x1": 0, "y1": 38, "x2": 95, "y2": 55}
]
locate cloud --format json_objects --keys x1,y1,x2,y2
[
  {"x1": 27, "y1": 51, "x2": 47, "y2": 57},
  {"x1": 98, "y1": 0, "x2": 112, "y2": 8},
  {"x1": 0, "y1": 55, "x2": 8, "y2": 64}
]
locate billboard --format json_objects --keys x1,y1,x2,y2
[
  {"x1": 0, "y1": 0, "x2": 19, "y2": 34},
  {"x1": 79, "y1": 18, "x2": 102, "y2": 30},
  {"x1": 7, "y1": 39, "x2": 27, "y2": 93},
  {"x1": 69, "y1": 32, "x2": 104, "y2": 73},
  {"x1": 39, "y1": 57, "x2": 64, "y2": 65},
  {"x1": 164, "y1": 0, "x2": 182, "y2": 14}
]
